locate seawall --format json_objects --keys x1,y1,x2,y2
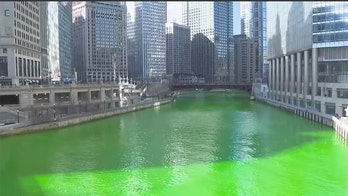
[
  {"x1": 256, "y1": 96, "x2": 348, "y2": 141},
  {"x1": 0, "y1": 97, "x2": 173, "y2": 137}
]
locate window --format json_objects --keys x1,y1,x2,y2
[
  {"x1": 4, "y1": 10, "x2": 10, "y2": 16},
  {"x1": 3, "y1": 48, "x2": 7, "y2": 54}
]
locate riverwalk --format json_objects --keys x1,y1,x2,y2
[
  {"x1": 0, "y1": 96, "x2": 174, "y2": 137},
  {"x1": 256, "y1": 96, "x2": 348, "y2": 142}
]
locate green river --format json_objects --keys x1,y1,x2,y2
[{"x1": 0, "y1": 92, "x2": 348, "y2": 195}]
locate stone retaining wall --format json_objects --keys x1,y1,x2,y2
[{"x1": 0, "y1": 98, "x2": 173, "y2": 137}]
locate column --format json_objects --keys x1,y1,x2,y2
[
  {"x1": 49, "y1": 89, "x2": 55, "y2": 105},
  {"x1": 268, "y1": 59, "x2": 272, "y2": 98},
  {"x1": 280, "y1": 57, "x2": 284, "y2": 102},
  {"x1": 276, "y1": 58, "x2": 280, "y2": 100},
  {"x1": 70, "y1": 89, "x2": 78, "y2": 105},
  {"x1": 272, "y1": 59, "x2": 276, "y2": 100},
  {"x1": 304, "y1": 50, "x2": 309, "y2": 103},
  {"x1": 285, "y1": 55, "x2": 289, "y2": 97},
  {"x1": 312, "y1": 48, "x2": 318, "y2": 102},
  {"x1": 290, "y1": 54, "x2": 295, "y2": 102},
  {"x1": 296, "y1": 52, "x2": 301, "y2": 104}
]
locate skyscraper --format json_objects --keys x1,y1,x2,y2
[
  {"x1": 241, "y1": 2, "x2": 267, "y2": 82},
  {"x1": 240, "y1": 2, "x2": 251, "y2": 37},
  {"x1": 58, "y1": 2, "x2": 73, "y2": 81},
  {"x1": 0, "y1": 2, "x2": 41, "y2": 86},
  {"x1": 233, "y1": 34, "x2": 258, "y2": 85},
  {"x1": 40, "y1": 2, "x2": 72, "y2": 83},
  {"x1": 134, "y1": 2, "x2": 167, "y2": 80},
  {"x1": 250, "y1": 2, "x2": 267, "y2": 81},
  {"x1": 72, "y1": 2, "x2": 127, "y2": 83},
  {"x1": 267, "y1": 2, "x2": 348, "y2": 116},
  {"x1": 183, "y1": 2, "x2": 234, "y2": 83},
  {"x1": 165, "y1": 22, "x2": 191, "y2": 75},
  {"x1": 127, "y1": 12, "x2": 137, "y2": 80}
]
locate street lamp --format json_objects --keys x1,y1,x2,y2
[
  {"x1": 17, "y1": 110, "x2": 19, "y2": 123},
  {"x1": 53, "y1": 103, "x2": 56, "y2": 121}
]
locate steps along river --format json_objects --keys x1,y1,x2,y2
[{"x1": 0, "y1": 92, "x2": 347, "y2": 195}]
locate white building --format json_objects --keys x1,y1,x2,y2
[
  {"x1": 0, "y1": 2, "x2": 41, "y2": 86},
  {"x1": 72, "y1": 2, "x2": 127, "y2": 83}
]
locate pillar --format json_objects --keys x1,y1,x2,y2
[
  {"x1": 276, "y1": 58, "x2": 280, "y2": 100},
  {"x1": 290, "y1": 54, "x2": 295, "y2": 103},
  {"x1": 296, "y1": 52, "x2": 301, "y2": 104},
  {"x1": 304, "y1": 50, "x2": 309, "y2": 103},
  {"x1": 280, "y1": 56, "x2": 284, "y2": 102},
  {"x1": 285, "y1": 55, "x2": 289, "y2": 101},
  {"x1": 312, "y1": 48, "x2": 318, "y2": 102}
]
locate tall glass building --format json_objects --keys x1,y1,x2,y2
[
  {"x1": 183, "y1": 2, "x2": 234, "y2": 83},
  {"x1": 40, "y1": 2, "x2": 72, "y2": 83},
  {"x1": 250, "y1": 2, "x2": 267, "y2": 81},
  {"x1": 267, "y1": 2, "x2": 348, "y2": 116},
  {"x1": 72, "y1": 2, "x2": 127, "y2": 83},
  {"x1": 58, "y1": 2, "x2": 72, "y2": 80},
  {"x1": 134, "y1": 2, "x2": 167, "y2": 80}
]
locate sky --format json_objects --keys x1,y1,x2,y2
[{"x1": 126, "y1": 1, "x2": 241, "y2": 35}]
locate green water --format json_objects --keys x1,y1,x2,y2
[{"x1": 0, "y1": 92, "x2": 348, "y2": 195}]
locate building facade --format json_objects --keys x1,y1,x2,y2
[
  {"x1": 72, "y1": 2, "x2": 127, "y2": 83},
  {"x1": 240, "y1": 2, "x2": 251, "y2": 37},
  {"x1": 267, "y1": 2, "x2": 348, "y2": 117},
  {"x1": 127, "y1": 12, "x2": 137, "y2": 80},
  {"x1": 183, "y1": 2, "x2": 234, "y2": 83},
  {"x1": 233, "y1": 34, "x2": 258, "y2": 85},
  {"x1": 165, "y1": 22, "x2": 191, "y2": 75},
  {"x1": 134, "y1": 2, "x2": 167, "y2": 81},
  {"x1": 58, "y1": 2, "x2": 73, "y2": 81},
  {"x1": 250, "y1": 2, "x2": 267, "y2": 82},
  {"x1": 40, "y1": 2, "x2": 72, "y2": 84},
  {"x1": 0, "y1": 2, "x2": 41, "y2": 86}
]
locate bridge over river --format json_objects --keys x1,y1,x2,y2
[{"x1": 170, "y1": 83, "x2": 252, "y2": 92}]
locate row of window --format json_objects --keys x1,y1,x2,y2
[{"x1": 15, "y1": 57, "x2": 41, "y2": 78}]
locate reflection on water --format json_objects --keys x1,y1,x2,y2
[{"x1": 1, "y1": 92, "x2": 348, "y2": 195}]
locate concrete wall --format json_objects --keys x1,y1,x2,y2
[{"x1": 0, "y1": 97, "x2": 173, "y2": 137}]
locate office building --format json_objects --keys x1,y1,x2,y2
[
  {"x1": 267, "y1": 2, "x2": 348, "y2": 116},
  {"x1": 134, "y1": 2, "x2": 167, "y2": 80},
  {"x1": 183, "y1": 2, "x2": 234, "y2": 83},
  {"x1": 40, "y1": 2, "x2": 72, "y2": 83},
  {"x1": 165, "y1": 22, "x2": 191, "y2": 75},
  {"x1": 127, "y1": 12, "x2": 137, "y2": 80},
  {"x1": 72, "y1": 2, "x2": 127, "y2": 83},
  {"x1": 0, "y1": 2, "x2": 41, "y2": 86},
  {"x1": 250, "y1": 2, "x2": 267, "y2": 82},
  {"x1": 233, "y1": 34, "x2": 258, "y2": 85}
]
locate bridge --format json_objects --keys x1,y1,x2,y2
[{"x1": 169, "y1": 83, "x2": 252, "y2": 92}]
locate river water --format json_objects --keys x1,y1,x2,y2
[{"x1": 0, "y1": 92, "x2": 347, "y2": 195}]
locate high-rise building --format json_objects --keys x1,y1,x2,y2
[
  {"x1": 40, "y1": 2, "x2": 72, "y2": 84},
  {"x1": 241, "y1": 2, "x2": 267, "y2": 82},
  {"x1": 233, "y1": 34, "x2": 258, "y2": 85},
  {"x1": 267, "y1": 2, "x2": 348, "y2": 116},
  {"x1": 72, "y1": 2, "x2": 127, "y2": 83},
  {"x1": 165, "y1": 22, "x2": 191, "y2": 75},
  {"x1": 250, "y1": 2, "x2": 267, "y2": 81},
  {"x1": 240, "y1": 2, "x2": 251, "y2": 37},
  {"x1": 0, "y1": 2, "x2": 41, "y2": 86},
  {"x1": 183, "y1": 2, "x2": 234, "y2": 83},
  {"x1": 58, "y1": 2, "x2": 73, "y2": 81},
  {"x1": 127, "y1": 12, "x2": 137, "y2": 80},
  {"x1": 134, "y1": 2, "x2": 167, "y2": 80}
]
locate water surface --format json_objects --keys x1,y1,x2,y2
[{"x1": 0, "y1": 92, "x2": 347, "y2": 195}]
